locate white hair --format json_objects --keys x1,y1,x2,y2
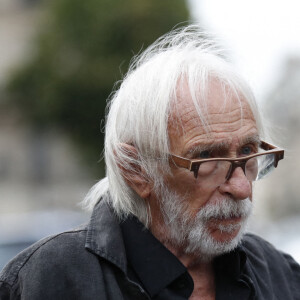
[{"x1": 83, "y1": 25, "x2": 264, "y2": 226}]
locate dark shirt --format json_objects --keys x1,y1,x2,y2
[
  {"x1": 120, "y1": 216, "x2": 194, "y2": 299},
  {"x1": 1, "y1": 197, "x2": 300, "y2": 299},
  {"x1": 121, "y1": 216, "x2": 255, "y2": 300}
]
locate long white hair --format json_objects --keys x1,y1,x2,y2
[{"x1": 82, "y1": 25, "x2": 264, "y2": 226}]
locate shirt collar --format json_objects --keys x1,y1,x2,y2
[
  {"x1": 121, "y1": 215, "x2": 249, "y2": 297},
  {"x1": 120, "y1": 216, "x2": 194, "y2": 298},
  {"x1": 85, "y1": 194, "x2": 249, "y2": 295},
  {"x1": 214, "y1": 244, "x2": 247, "y2": 279},
  {"x1": 85, "y1": 196, "x2": 127, "y2": 274}
]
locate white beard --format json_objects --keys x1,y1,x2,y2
[{"x1": 157, "y1": 187, "x2": 253, "y2": 262}]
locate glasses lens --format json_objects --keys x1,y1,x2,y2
[
  {"x1": 245, "y1": 157, "x2": 259, "y2": 181},
  {"x1": 246, "y1": 153, "x2": 276, "y2": 181},
  {"x1": 198, "y1": 161, "x2": 231, "y2": 184},
  {"x1": 257, "y1": 153, "x2": 276, "y2": 180}
]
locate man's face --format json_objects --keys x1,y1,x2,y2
[{"x1": 151, "y1": 80, "x2": 258, "y2": 259}]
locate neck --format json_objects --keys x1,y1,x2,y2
[{"x1": 150, "y1": 222, "x2": 216, "y2": 299}]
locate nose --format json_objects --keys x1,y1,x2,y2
[{"x1": 218, "y1": 167, "x2": 252, "y2": 200}]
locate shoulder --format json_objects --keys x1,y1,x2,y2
[
  {"x1": 242, "y1": 233, "x2": 299, "y2": 268},
  {"x1": 242, "y1": 233, "x2": 297, "y2": 264},
  {"x1": 242, "y1": 233, "x2": 300, "y2": 296},
  {"x1": 242, "y1": 232, "x2": 280, "y2": 256},
  {"x1": 0, "y1": 220, "x2": 123, "y2": 299},
  {"x1": 0, "y1": 225, "x2": 93, "y2": 288}
]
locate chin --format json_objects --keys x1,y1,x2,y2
[{"x1": 184, "y1": 220, "x2": 247, "y2": 262}]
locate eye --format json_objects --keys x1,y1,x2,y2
[
  {"x1": 199, "y1": 150, "x2": 211, "y2": 158},
  {"x1": 240, "y1": 145, "x2": 254, "y2": 156}
]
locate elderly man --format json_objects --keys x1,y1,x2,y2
[{"x1": 1, "y1": 26, "x2": 299, "y2": 300}]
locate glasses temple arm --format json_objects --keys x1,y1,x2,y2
[
  {"x1": 191, "y1": 164, "x2": 200, "y2": 179},
  {"x1": 274, "y1": 151, "x2": 284, "y2": 167}
]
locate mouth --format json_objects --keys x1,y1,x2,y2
[
  {"x1": 207, "y1": 216, "x2": 243, "y2": 239},
  {"x1": 214, "y1": 216, "x2": 242, "y2": 224},
  {"x1": 209, "y1": 215, "x2": 242, "y2": 223}
]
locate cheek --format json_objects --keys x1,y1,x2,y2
[
  {"x1": 187, "y1": 183, "x2": 217, "y2": 217},
  {"x1": 165, "y1": 169, "x2": 194, "y2": 190},
  {"x1": 166, "y1": 171, "x2": 218, "y2": 215}
]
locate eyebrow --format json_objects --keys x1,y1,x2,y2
[
  {"x1": 185, "y1": 134, "x2": 261, "y2": 158},
  {"x1": 241, "y1": 134, "x2": 260, "y2": 146}
]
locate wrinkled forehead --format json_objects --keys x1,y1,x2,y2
[{"x1": 168, "y1": 78, "x2": 257, "y2": 145}]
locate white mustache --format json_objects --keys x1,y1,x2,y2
[{"x1": 196, "y1": 198, "x2": 252, "y2": 221}]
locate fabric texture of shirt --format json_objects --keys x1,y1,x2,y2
[{"x1": 0, "y1": 194, "x2": 300, "y2": 299}]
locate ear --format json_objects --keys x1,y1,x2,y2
[{"x1": 117, "y1": 143, "x2": 152, "y2": 199}]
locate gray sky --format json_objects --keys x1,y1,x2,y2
[{"x1": 189, "y1": 0, "x2": 300, "y2": 101}]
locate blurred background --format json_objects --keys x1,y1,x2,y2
[{"x1": 0, "y1": 0, "x2": 299, "y2": 270}]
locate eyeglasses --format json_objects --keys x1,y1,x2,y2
[{"x1": 169, "y1": 141, "x2": 284, "y2": 184}]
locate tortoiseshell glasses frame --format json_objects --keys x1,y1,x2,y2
[{"x1": 169, "y1": 141, "x2": 284, "y2": 182}]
